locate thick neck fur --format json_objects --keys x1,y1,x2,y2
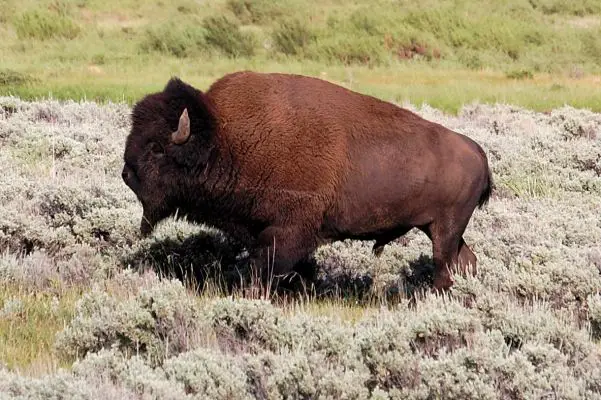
[{"x1": 176, "y1": 142, "x2": 265, "y2": 241}]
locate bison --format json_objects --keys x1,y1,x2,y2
[{"x1": 122, "y1": 71, "x2": 493, "y2": 292}]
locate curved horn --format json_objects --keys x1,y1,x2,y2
[{"x1": 172, "y1": 108, "x2": 190, "y2": 144}]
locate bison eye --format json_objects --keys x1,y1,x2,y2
[{"x1": 150, "y1": 142, "x2": 164, "y2": 155}]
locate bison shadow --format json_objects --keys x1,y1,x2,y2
[
  {"x1": 121, "y1": 230, "x2": 249, "y2": 293},
  {"x1": 122, "y1": 230, "x2": 436, "y2": 302}
]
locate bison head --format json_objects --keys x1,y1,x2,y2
[{"x1": 122, "y1": 77, "x2": 217, "y2": 236}]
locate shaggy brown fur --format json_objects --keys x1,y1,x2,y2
[{"x1": 122, "y1": 71, "x2": 493, "y2": 292}]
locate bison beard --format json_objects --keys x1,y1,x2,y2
[{"x1": 122, "y1": 70, "x2": 493, "y2": 292}]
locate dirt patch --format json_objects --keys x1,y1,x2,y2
[
  {"x1": 79, "y1": 9, "x2": 147, "y2": 29},
  {"x1": 567, "y1": 16, "x2": 601, "y2": 29}
]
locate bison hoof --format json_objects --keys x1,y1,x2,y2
[
  {"x1": 372, "y1": 245, "x2": 384, "y2": 258},
  {"x1": 431, "y1": 275, "x2": 455, "y2": 293}
]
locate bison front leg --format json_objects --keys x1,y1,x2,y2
[{"x1": 250, "y1": 225, "x2": 318, "y2": 287}]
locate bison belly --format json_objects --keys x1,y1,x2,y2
[
  {"x1": 321, "y1": 144, "x2": 463, "y2": 241},
  {"x1": 325, "y1": 178, "x2": 433, "y2": 241}
]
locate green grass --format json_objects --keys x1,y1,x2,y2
[
  {"x1": 0, "y1": 0, "x2": 600, "y2": 113},
  {"x1": 0, "y1": 284, "x2": 81, "y2": 375},
  {"x1": 500, "y1": 173, "x2": 560, "y2": 198},
  {"x1": 3, "y1": 58, "x2": 601, "y2": 115}
]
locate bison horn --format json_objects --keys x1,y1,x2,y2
[{"x1": 172, "y1": 108, "x2": 190, "y2": 144}]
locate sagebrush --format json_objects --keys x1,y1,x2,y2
[{"x1": 0, "y1": 96, "x2": 600, "y2": 398}]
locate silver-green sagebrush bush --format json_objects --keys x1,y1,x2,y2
[
  {"x1": 48, "y1": 286, "x2": 601, "y2": 398},
  {"x1": 55, "y1": 274, "x2": 210, "y2": 366},
  {"x1": 7, "y1": 290, "x2": 601, "y2": 399},
  {"x1": 1, "y1": 95, "x2": 601, "y2": 398}
]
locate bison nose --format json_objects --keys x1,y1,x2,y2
[
  {"x1": 122, "y1": 165, "x2": 136, "y2": 184},
  {"x1": 122, "y1": 164, "x2": 141, "y2": 192}
]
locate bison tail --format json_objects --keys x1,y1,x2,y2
[{"x1": 477, "y1": 166, "x2": 494, "y2": 209}]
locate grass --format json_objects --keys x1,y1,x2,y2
[
  {"x1": 0, "y1": 284, "x2": 81, "y2": 375},
  {"x1": 0, "y1": 0, "x2": 600, "y2": 113},
  {"x1": 500, "y1": 174, "x2": 560, "y2": 198},
  {"x1": 3, "y1": 59, "x2": 601, "y2": 115}
]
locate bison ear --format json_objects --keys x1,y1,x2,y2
[{"x1": 171, "y1": 108, "x2": 190, "y2": 145}]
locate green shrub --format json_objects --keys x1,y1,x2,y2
[
  {"x1": 285, "y1": 8, "x2": 441, "y2": 66},
  {"x1": 202, "y1": 16, "x2": 257, "y2": 58},
  {"x1": 301, "y1": 13, "x2": 392, "y2": 66},
  {"x1": 401, "y1": 9, "x2": 523, "y2": 61},
  {"x1": 458, "y1": 50, "x2": 484, "y2": 70},
  {"x1": 309, "y1": 35, "x2": 387, "y2": 66},
  {"x1": 13, "y1": 10, "x2": 80, "y2": 40},
  {"x1": 580, "y1": 28, "x2": 601, "y2": 65},
  {"x1": 226, "y1": 0, "x2": 288, "y2": 25},
  {"x1": 91, "y1": 54, "x2": 106, "y2": 65},
  {"x1": 272, "y1": 18, "x2": 315, "y2": 56},
  {"x1": 140, "y1": 21, "x2": 207, "y2": 58},
  {"x1": 506, "y1": 69, "x2": 534, "y2": 80},
  {"x1": 529, "y1": 0, "x2": 601, "y2": 16},
  {"x1": 0, "y1": 69, "x2": 35, "y2": 87}
]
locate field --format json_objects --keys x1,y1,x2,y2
[
  {"x1": 0, "y1": 95, "x2": 601, "y2": 398},
  {"x1": 1, "y1": 0, "x2": 601, "y2": 399},
  {"x1": 1, "y1": 0, "x2": 601, "y2": 113}
]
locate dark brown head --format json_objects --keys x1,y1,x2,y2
[{"x1": 122, "y1": 77, "x2": 217, "y2": 236}]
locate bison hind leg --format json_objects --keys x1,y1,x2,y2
[
  {"x1": 457, "y1": 237, "x2": 477, "y2": 276},
  {"x1": 420, "y1": 217, "x2": 478, "y2": 292},
  {"x1": 418, "y1": 223, "x2": 459, "y2": 292},
  {"x1": 371, "y1": 227, "x2": 412, "y2": 258}
]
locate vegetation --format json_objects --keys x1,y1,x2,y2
[
  {"x1": 1, "y1": 96, "x2": 600, "y2": 397},
  {"x1": 0, "y1": 0, "x2": 601, "y2": 113},
  {"x1": 1, "y1": 0, "x2": 601, "y2": 397}
]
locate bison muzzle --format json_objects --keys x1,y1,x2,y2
[{"x1": 122, "y1": 71, "x2": 493, "y2": 292}]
